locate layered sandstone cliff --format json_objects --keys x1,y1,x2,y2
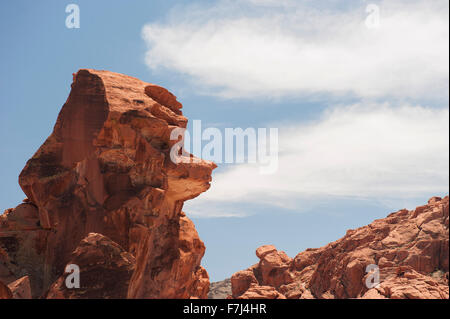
[
  {"x1": 231, "y1": 196, "x2": 449, "y2": 299},
  {"x1": 0, "y1": 69, "x2": 215, "y2": 299}
]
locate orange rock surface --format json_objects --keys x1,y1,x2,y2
[
  {"x1": 232, "y1": 196, "x2": 449, "y2": 299},
  {"x1": 0, "y1": 69, "x2": 215, "y2": 298},
  {"x1": 46, "y1": 233, "x2": 135, "y2": 299},
  {"x1": 7, "y1": 276, "x2": 32, "y2": 299},
  {"x1": 0, "y1": 280, "x2": 12, "y2": 299}
]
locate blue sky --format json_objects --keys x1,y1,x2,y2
[{"x1": 0, "y1": 0, "x2": 448, "y2": 281}]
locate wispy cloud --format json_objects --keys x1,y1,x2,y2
[
  {"x1": 185, "y1": 104, "x2": 449, "y2": 217},
  {"x1": 142, "y1": 0, "x2": 449, "y2": 100}
]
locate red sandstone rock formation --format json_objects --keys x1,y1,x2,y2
[
  {"x1": 231, "y1": 196, "x2": 449, "y2": 299},
  {"x1": 0, "y1": 69, "x2": 215, "y2": 299},
  {"x1": 0, "y1": 280, "x2": 12, "y2": 299},
  {"x1": 7, "y1": 276, "x2": 32, "y2": 299}
]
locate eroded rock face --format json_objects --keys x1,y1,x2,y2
[
  {"x1": 232, "y1": 196, "x2": 449, "y2": 299},
  {"x1": 7, "y1": 276, "x2": 32, "y2": 299},
  {"x1": 0, "y1": 280, "x2": 12, "y2": 299},
  {"x1": 0, "y1": 69, "x2": 215, "y2": 298},
  {"x1": 128, "y1": 213, "x2": 210, "y2": 298},
  {"x1": 0, "y1": 203, "x2": 48, "y2": 296},
  {"x1": 46, "y1": 233, "x2": 135, "y2": 299}
]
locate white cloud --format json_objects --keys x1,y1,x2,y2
[
  {"x1": 142, "y1": 1, "x2": 450, "y2": 217},
  {"x1": 185, "y1": 104, "x2": 449, "y2": 217},
  {"x1": 142, "y1": 0, "x2": 449, "y2": 99}
]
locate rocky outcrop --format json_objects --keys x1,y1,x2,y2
[
  {"x1": 0, "y1": 276, "x2": 32, "y2": 299},
  {"x1": 0, "y1": 203, "x2": 47, "y2": 296},
  {"x1": 0, "y1": 69, "x2": 215, "y2": 299},
  {"x1": 46, "y1": 233, "x2": 135, "y2": 299},
  {"x1": 128, "y1": 213, "x2": 210, "y2": 298},
  {"x1": 232, "y1": 196, "x2": 449, "y2": 299},
  {"x1": 238, "y1": 285, "x2": 287, "y2": 299},
  {"x1": 0, "y1": 280, "x2": 12, "y2": 299},
  {"x1": 7, "y1": 276, "x2": 32, "y2": 299}
]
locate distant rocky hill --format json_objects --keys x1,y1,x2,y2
[
  {"x1": 231, "y1": 196, "x2": 449, "y2": 299},
  {"x1": 208, "y1": 278, "x2": 232, "y2": 299}
]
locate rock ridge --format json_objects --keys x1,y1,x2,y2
[{"x1": 231, "y1": 196, "x2": 449, "y2": 299}]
